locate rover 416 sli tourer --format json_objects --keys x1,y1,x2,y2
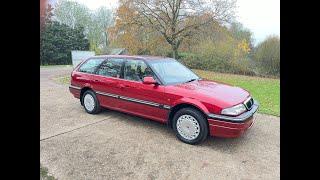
[{"x1": 69, "y1": 55, "x2": 259, "y2": 144}]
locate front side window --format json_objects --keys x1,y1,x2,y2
[
  {"x1": 78, "y1": 58, "x2": 105, "y2": 74},
  {"x1": 96, "y1": 58, "x2": 124, "y2": 78},
  {"x1": 148, "y1": 59, "x2": 199, "y2": 85},
  {"x1": 124, "y1": 59, "x2": 156, "y2": 82}
]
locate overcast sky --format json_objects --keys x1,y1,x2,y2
[
  {"x1": 236, "y1": 0, "x2": 280, "y2": 44},
  {"x1": 72, "y1": 0, "x2": 280, "y2": 45}
]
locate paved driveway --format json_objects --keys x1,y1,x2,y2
[{"x1": 40, "y1": 66, "x2": 280, "y2": 180}]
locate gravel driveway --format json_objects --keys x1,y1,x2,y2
[{"x1": 40, "y1": 66, "x2": 280, "y2": 180}]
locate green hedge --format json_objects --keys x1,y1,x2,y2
[
  {"x1": 178, "y1": 52, "x2": 257, "y2": 76},
  {"x1": 40, "y1": 21, "x2": 90, "y2": 65}
]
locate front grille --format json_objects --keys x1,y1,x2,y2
[{"x1": 244, "y1": 97, "x2": 254, "y2": 110}]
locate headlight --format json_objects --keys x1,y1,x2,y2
[{"x1": 221, "y1": 104, "x2": 247, "y2": 116}]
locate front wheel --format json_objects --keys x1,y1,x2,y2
[
  {"x1": 172, "y1": 108, "x2": 209, "y2": 145},
  {"x1": 82, "y1": 90, "x2": 101, "y2": 114}
]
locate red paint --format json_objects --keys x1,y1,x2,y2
[
  {"x1": 208, "y1": 117, "x2": 254, "y2": 138},
  {"x1": 165, "y1": 80, "x2": 250, "y2": 114},
  {"x1": 70, "y1": 55, "x2": 257, "y2": 138}
]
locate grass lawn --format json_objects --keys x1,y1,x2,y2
[
  {"x1": 54, "y1": 69, "x2": 279, "y2": 116},
  {"x1": 40, "y1": 165, "x2": 56, "y2": 180},
  {"x1": 53, "y1": 75, "x2": 71, "y2": 85},
  {"x1": 194, "y1": 69, "x2": 280, "y2": 116}
]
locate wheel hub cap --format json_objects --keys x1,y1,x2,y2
[
  {"x1": 176, "y1": 115, "x2": 200, "y2": 140},
  {"x1": 84, "y1": 94, "x2": 95, "y2": 111}
]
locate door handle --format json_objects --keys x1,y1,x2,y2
[
  {"x1": 118, "y1": 84, "x2": 125, "y2": 89},
  {"x1": 118, "y1": 84, "x2": 130, "y2": 89},
  {"x1": 93, "y1": 79, "x2": 100, "y2": 82}
]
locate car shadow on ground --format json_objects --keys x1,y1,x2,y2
[{"x1": 98, "y1": 108, "x2": 250, "y2": 153}]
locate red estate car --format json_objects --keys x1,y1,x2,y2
[{"x1": 69, "y1": 55, "x2": 259, "y2": 144}]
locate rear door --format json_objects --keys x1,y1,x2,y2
[
  {"x1": 91, "y1": 58, "x2": 125, "y2": 109},
  {"x1": 117, "y1": 59, "x2": 169, "y2": 122}
]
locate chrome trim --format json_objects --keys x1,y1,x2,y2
[
  {"x1": 208, "y1": 100, "x2": 259, "y2": 123},
  {"x1": 163, "y1": 105, "x2": 171, "y2": 109},
  {"x1": 119, "y1": 96, "x2": 160, "y2": 107},
  {"x1": 77, "y1": 59, "x2": 163, "y2": 85},
  {"x1": 69, "y1": 84, "x2": 171, "y2": 109},
  {"x1": 95, "y1": 90, "x2": 171, "y2": 110},
  {"x1": 243, "y1": 96, "x2": 253, "y2": 110},
  {"x1": 96, "y1": 91, "x2": 119, "y2": 98},
  {"x1": 69, "y1": 85, "x2": 81, "y2": 90}
]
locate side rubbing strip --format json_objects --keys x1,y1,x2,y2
[
  {"x1": 96, "y1": 91, "x2": 119, "y2": 98},
  {"x1": 163, "y1": 105, "x2": 171, "y2": 109},
  {"x1": 69, "y1": 85, "x2": 81, "y2": 90},
  {"x1": 95, "y1": 90, "x2": 171, "y2": 110},
  {"x1": 119, "y1": 96, "x2": 160, "y2": 107},
  {"x1": 159, "y1": 104, "x2": 171, "y2": 110}
]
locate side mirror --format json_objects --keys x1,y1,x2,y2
[{"x1": 143, "y1": 76, "x2": 157, "y2": 85}]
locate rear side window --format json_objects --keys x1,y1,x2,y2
[
  {"x1": 96, "y1": 58, "x2": 124, "y2": 78},
  {"x1": 78, "y1": 58, "x2": 105, "y2": 74}
]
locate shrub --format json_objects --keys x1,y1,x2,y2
[
  {"x1": 40, "y1": 21, "x2": 90, "y2": 65},
  {"x1": 252, "y1": 36, "x2": 280, "y2": 77},
  {"x1": 179, "y1": 39, "x2": 257, "y2": 76}
]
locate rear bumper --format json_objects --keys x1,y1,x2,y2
[
  {"x1": 207, "y1": 100, "x2": 259, "y2": 138},
  {"x1": 69, "y1": 85, "x2": 81, "y2": 98}
]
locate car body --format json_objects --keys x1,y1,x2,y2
[{"x1": 69, "y1": 55, "x2": 259, "y2": 144}]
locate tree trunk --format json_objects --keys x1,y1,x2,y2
[
  {"x1": 104, "y1": 31, "x2": 108, "y2": 48},
  {"x1": 172, "y1": 44, "x2": 178, "y2": 59}
]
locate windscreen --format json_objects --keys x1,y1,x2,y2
[{"x1": 148, "y1": 59, "x2": 199, "y2": 85}]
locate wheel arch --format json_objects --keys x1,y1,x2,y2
[
  {"x1": 168, "y1": 100, "x2": 209, "y2": 128},
  {"x1": 80, "y1": 86, "x2": 93, "y2": 105}
]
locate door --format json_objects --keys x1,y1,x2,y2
[
  {"x1": 91, "y1": 58, "x2": 125, "y2": 109},
  {"x1": 117, "y1": 59, "x2": 169, "y2": 122}
]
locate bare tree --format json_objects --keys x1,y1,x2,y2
[
  {"x1": 53, "y1": 0, "x2": 91, "y2": 29},
  {"x1": 53, "y1": 0, "x2": 113, "y2": 52},
  {"x1": 129, "y1": 0, "x2": 236, "y2": 58}
]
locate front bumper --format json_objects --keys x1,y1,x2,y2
[{"x1": 207, "y1": 100, "x2": 259, "y2": 138}]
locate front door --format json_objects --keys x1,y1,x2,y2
[{"x1": 117, "y1": 59, "x2": 169, "y2": 122}]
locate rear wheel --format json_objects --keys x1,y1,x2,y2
[
  {"x1": 82, "y1": 90, "x2": 101, "y2": 114},
  {"x1": 172, "y1": 108, "x2": 208, "y2": 144}
]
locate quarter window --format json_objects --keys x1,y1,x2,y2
[
  {"x1": 78, "y1": 58, "x2": 105, "y2": 74},
  {"x1": 96, "y1": 58, "x2": 124, "y2": 78},
  {"x1": 124, "y1": 60, "x2": 156, "y2": 82}
]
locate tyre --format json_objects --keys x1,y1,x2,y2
[
  {"x1": 81, "y1": 90, "x2": 101, "y2": 114},
  {"x1": 172, "y1": 108, "x2": 209, "y2": 144}
]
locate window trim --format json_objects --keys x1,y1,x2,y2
[
  {"x1": 76, "y1": 57, "x2": 165, "y2": 85},
  {"x1": 143, "y1": 59, "x2": 165, "y2": 85}
]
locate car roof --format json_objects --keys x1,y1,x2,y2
[{"x1": 92, "y1": 55, "x2": 173, "y2": 61}]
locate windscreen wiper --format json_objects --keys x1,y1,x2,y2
[{"x1": 185, "y1": 78, "x2": 198, "y2": 83}]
